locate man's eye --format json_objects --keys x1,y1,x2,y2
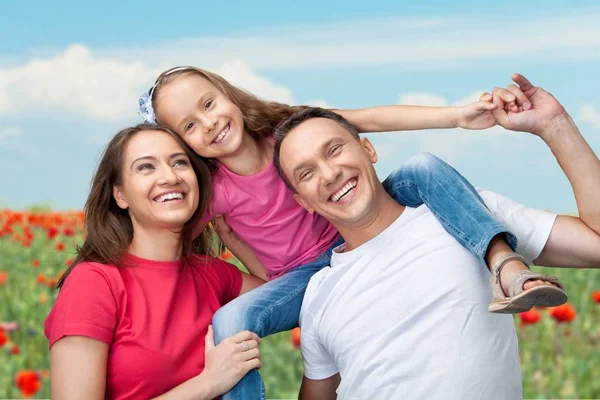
[
  {"x1": 329, "y1": 145, "x2": 341, "y2": 156},
  {"x1": 300, "y1": 170, "x2": 313, "y2": 181}
]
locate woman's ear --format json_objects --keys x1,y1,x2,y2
[
  {"x1": 113, "y1": 186, "x2": 129, "y2": 210},
  {"x1": 360, "y1": 137, "x2": 379, "y2": 164}
]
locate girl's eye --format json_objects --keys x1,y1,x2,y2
[
  {"x1": 184, "y1": 122, "x2": 195, "y2": 133},
  {"x1": 205, "y1": 100, "x2": 213, "y2": 111},
  {"x1": 138, "y1": 163, "x2": 154, "y2": 172}
]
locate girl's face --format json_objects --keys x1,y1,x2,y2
[
  {"x1": 155, "y1": 74, "x2": 246, "y2": 160},
  {"x1": 113, "y1": 130, "x2": 199, "y2": 232}
]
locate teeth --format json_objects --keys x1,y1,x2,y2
[
  {"x1": 155, "y1": 192, "x2": 184, "y2": 203},
  {"x1": 331, "y1": 179, "x2": 357, "y2": 202},
  {"x1": 213, "y1": 123, "x2": 230, "y2": 143}
]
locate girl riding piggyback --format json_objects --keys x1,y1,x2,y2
[{"x1": 139, "y1": 66, "x2": 566, "y2": 400}]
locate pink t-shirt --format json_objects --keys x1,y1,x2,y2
[
  {"x1": 204, "y1": 161, "x2": 339, "y2": 280},
  {"x1": 45, "y1": 253, "x2": 242, "y2": 400}
]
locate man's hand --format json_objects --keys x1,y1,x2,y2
[{"x1": 483, "y1": 73, "x2": 568, "y2": 136}]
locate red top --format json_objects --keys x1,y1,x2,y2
[{"x1": 45, "y1": 253, "x2": 242, "y2": 400}]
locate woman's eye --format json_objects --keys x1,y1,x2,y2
[
  {"x1": 174, "y1": 159, "x2": 189, "y2": 167},
  {"x1": 205, "y1": 100, "x2": 213, "y2": 110},
  {"x1": 138, "y1": 163, "x2": 154, "y2": 171}
]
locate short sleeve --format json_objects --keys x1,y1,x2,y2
[
  {"x1": 44, "y1": 263, "x2": 118, "y2": 348},
  {"x1": 205, "y1": 257, "x2": 243, "y2": 305},
  {"x1": 299, "y1": 310, "x2": 338, "y2": 380},
  {"x1": 478, "y1": 189, "x2": 557, "y2": 264}
]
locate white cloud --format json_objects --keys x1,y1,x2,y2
[
  {"x1": 305, "y1": 99, "x2": 335, "y2": 109},
  {"x1": 98, "y1": 10, "x2": 600, "y2": 71},
  {"x1": 580, "y1": 105, "x2": 600, "y2": 128},
  {"x1": 215, "y1": 60, "x2": 294, "y2": 104},
  {"x1": 0, "y1": 46, "x2": 296, "y2": 122},
  {"x1": 0, "y1": 127, "x2": 22, "y2": 143}
]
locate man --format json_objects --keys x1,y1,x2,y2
[{"x1": 273, "y1": 74, "x2": 600, "y2": 399}]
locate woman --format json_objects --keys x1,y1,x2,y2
[{"x1": 45, "y1": 124, "x2": 264, "y2": 399}]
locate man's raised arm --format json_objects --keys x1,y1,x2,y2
[{"x1": 488, "y1": 74, "x2": 600, "y2": 267}]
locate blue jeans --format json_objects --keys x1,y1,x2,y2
[{"x1": 213, "y1": 153, "x2": 516, "y2": 400}]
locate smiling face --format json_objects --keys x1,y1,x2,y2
[
  {"x1": 113, "y1": 130, "x2": 199, "y2": 232},
  {"x1": 278, "y1": 117, "x2": 381, "y2": 228},
  {"x1": 153, "y1": 73, "x2": 245, "y2": 160}
]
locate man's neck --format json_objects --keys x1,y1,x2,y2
[{"x1": 336, "y1": 189, "x2": 406, "y2": 252}]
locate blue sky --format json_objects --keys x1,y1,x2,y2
[{"x1": 1, "y1": 0, "x2": 599, "y2": 213}]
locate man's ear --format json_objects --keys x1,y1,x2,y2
[
  {"x1": 360, "y1": 137, "x2": 378, "y2": 164},
  {"x1": 113, "y1": 186, "x2": 129, "y2": 210},
  {"x1": 293, "y1": 193, "x2": 315, "y2": 214}
]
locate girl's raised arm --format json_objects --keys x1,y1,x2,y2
[{"x1": 334, "y1": 92, "x2": 518, "y2": 133}]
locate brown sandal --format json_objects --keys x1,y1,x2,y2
[{"x1": 488, "y1": 254, "x2": 568, "y2": 314}]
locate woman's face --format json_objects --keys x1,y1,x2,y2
[
  {"x1": 154, "y1": 74, "x2": 246, "y2": 160},
  {"x1": 113, "y1": 130, "x2": 199, "y2": 231}
]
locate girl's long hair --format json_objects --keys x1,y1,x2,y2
[
  {"x1": 151, "y1": 67, "x2": 308, "y2": 169},
  {"x1": 56, "y1": 124, "x2": 218, "y2": 289}
]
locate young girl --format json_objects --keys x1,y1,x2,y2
[
  {"x1": 139, "y1": 67, "x2": 566, "y2": 399},
  {"x1": 45, "y1": 125, "x2": 267, "y2": 399}
]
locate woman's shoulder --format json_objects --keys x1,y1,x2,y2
[{"x1": 61, "y1": 260, "x2": 122, "y2": 291}]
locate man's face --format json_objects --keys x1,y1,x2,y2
[{"x1": 279, "y1": 118, "x2": 380, "y2": 227}]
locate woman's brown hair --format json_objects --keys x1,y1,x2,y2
[{"x1": 56, "y1": 124, "x2": 217, "y2": 289}]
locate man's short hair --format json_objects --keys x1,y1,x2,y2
[{"x1": 274, "y1": 107, "x2": 360, "y2": 192}]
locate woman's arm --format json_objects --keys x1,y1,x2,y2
[
  {"x1": 152, "y1": 327, "x2": 262, "y2": 400},
  {"x1": 50, "y1": 336, "x2": 109, "y2": 400},
  {"x1": 333, "y1": 93, "x2": 516, "y2": 133}
]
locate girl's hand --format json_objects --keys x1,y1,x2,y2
[
  {"x1": 455, "y1": 98, "x2": 498, "y2": 130},
  {"x1": 201, "y1": 325, "x2": 262, "y2": 396}
]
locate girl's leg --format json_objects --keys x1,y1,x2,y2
[
  {"x1": 212, "y1": 241, "x2": 341, "y2": 400},
  {"x1": 381, "y1": 152, "x2": 517, "y2": 260},
  {"x1": 382, "y1": 153, "x2": 566, "y2": 311}
]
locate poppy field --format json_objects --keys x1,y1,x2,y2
[{"x1": 0, "y1": 209, "x2": 598, "y2": 399}]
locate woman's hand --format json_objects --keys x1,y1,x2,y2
[{"x1": 200, "y1": 325, "x2": 262, "y2": 396}]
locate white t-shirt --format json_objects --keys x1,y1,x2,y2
[{"x1": 299, "y1": 190, "x2": 557, "y2": 400}]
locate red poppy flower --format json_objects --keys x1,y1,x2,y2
[
  {"x1": 65, "y1": 258, "x2": 74, "y2": 267},
  {"x1": 290, "y1": 327, "x2": 301, "y2": 348},
  {"x1": 0, "y1": 272, "x2": 7, "y2": 286},
  {"x1": 63, "y1": 227, "x2": 75, "y2": 237},
  {"x1": 56, "y1": 242, "x2": 65, "y2": 252},
  {"x1": 0, "y1": 328, "x2": 8, "y2": 347},
  {"x1": 220, "y1": 250, "x2": 233, "y2": 260},
  {"x1": 593, "y1": 291, "x2": 600, "y2": 304},
  {"x1": 15, "y1": 370, "x2": 41, "y2": 397},
  {"x1": 520, "y1": 309, "x2": 541, "y2": 325},
  {"x1": 47, "y1": 227, "x2": 59, "y2": 240},
  {"x1": 549, "y1": 303, "x2": 577, "y2": 323},
  {"x1": 11, "y1": 344, "x2": 20, "y2": 355},
  {"x1": 36, "y1": 274, "x2": 46, "y2": 285},
  {"x1": 31, "y1": 259, "x2": 40, "y2": 268}
]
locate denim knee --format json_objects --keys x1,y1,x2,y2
[
  {"x1": 402, "y1": 152, "x2": 441, "y2": 172},
  {"x1": 212, "y1": 302, "x2": 251, "y2": 344}
]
